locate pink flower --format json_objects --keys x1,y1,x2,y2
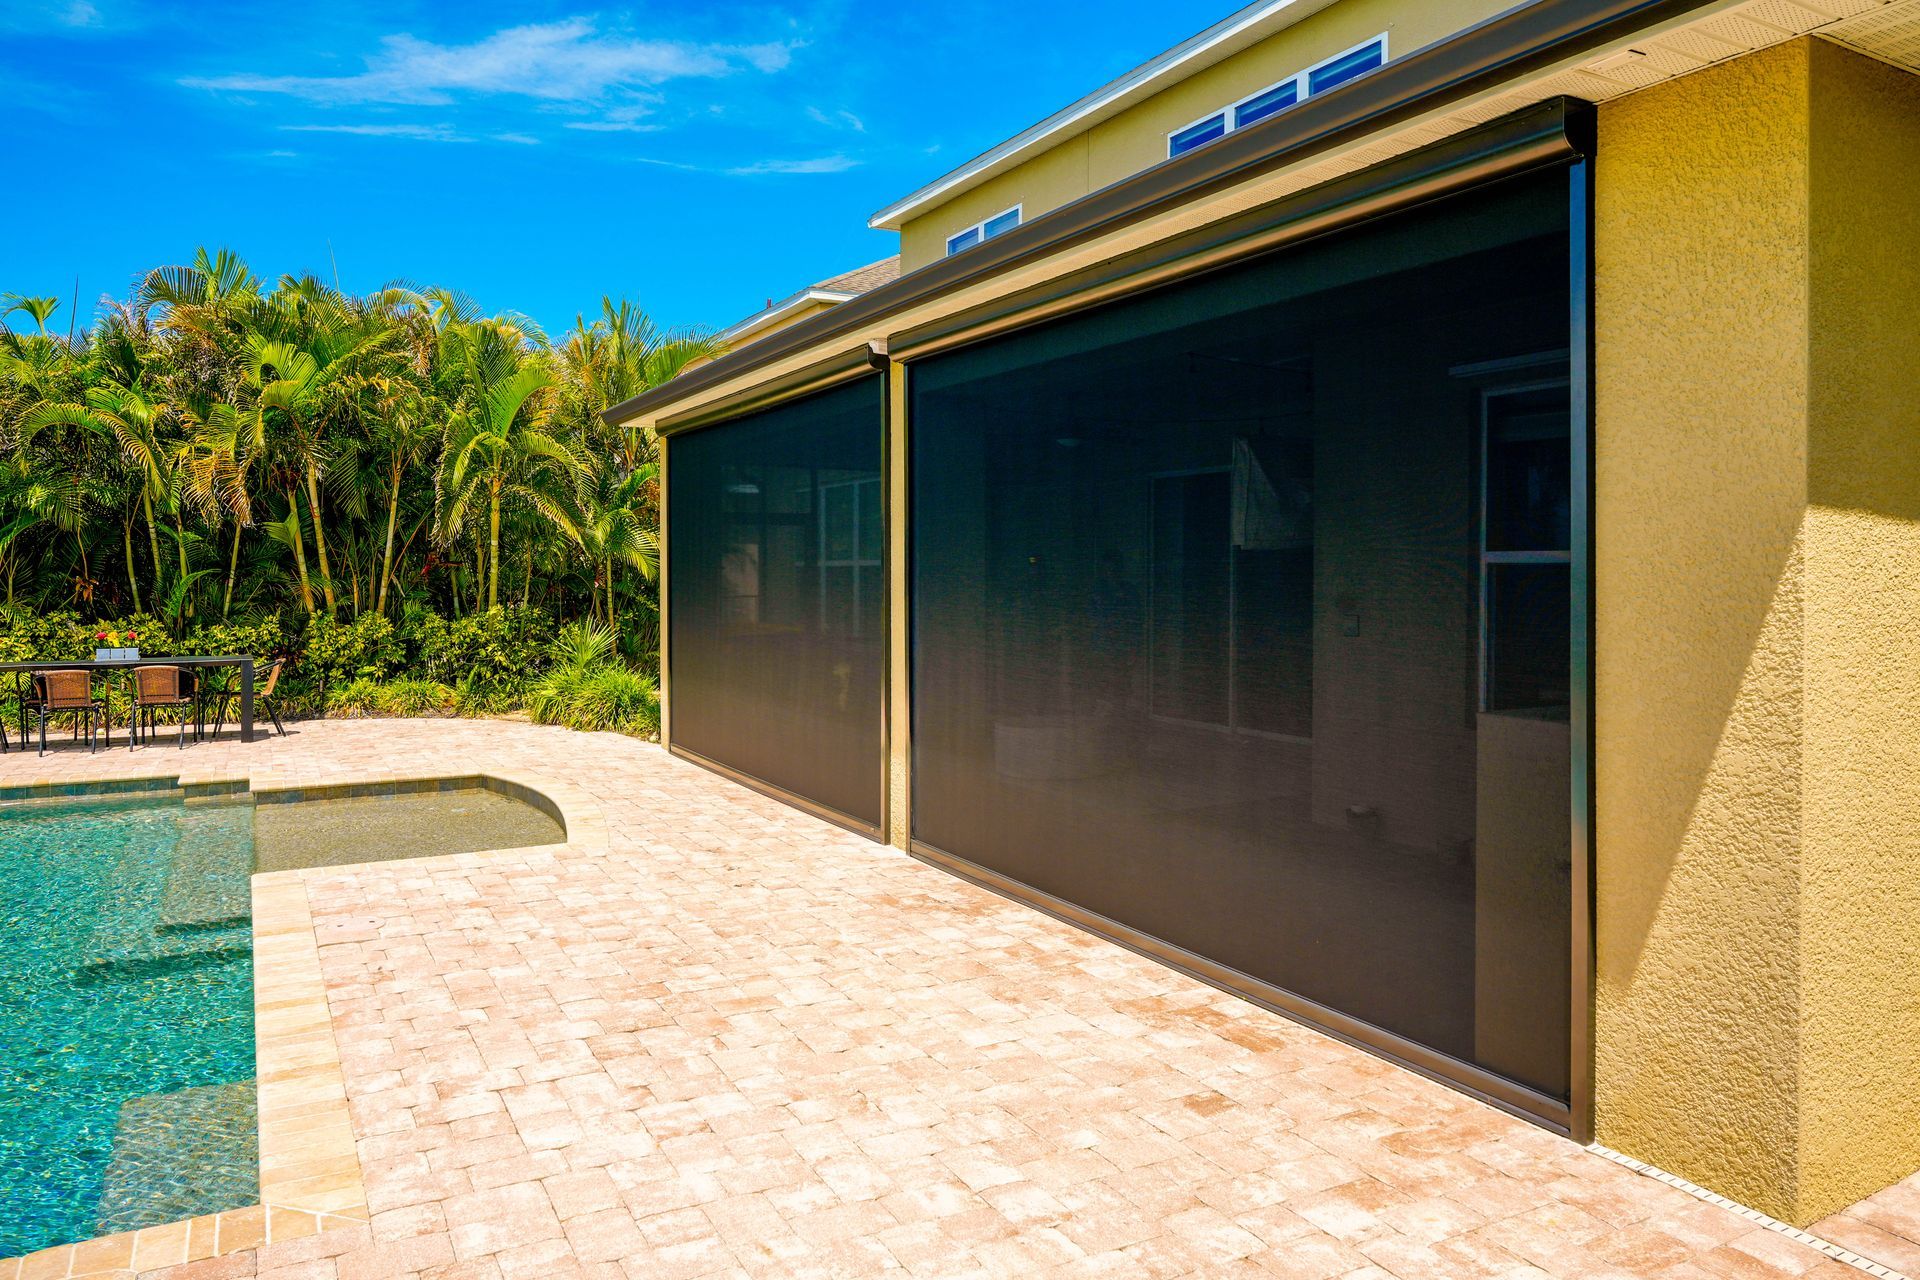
[{"x1": 96, "y1": 632, "x2": 108, "y2": 640}]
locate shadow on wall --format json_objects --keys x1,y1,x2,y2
[{"x1": 1594, "y1": 36, "x2": 1920, "y2": 1224}]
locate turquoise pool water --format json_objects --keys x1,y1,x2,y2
[{"x1": 0, "y1": 792, "x2": 258, "y2": 1257}]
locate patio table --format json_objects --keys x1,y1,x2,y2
[{"x1": 0, "y1": 656, "x2": 259, "y2": 749}]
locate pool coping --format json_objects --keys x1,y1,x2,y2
[{"x1": 0, "y1": 766, "x2": 610, "y2": 1278}]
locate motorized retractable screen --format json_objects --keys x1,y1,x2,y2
[
  {"x1": 912, "y1": 169, "x2": 1577, "y2": 1108},
  {"x1": 668, "y1": 374, "x2": 885, "y2": 832}
]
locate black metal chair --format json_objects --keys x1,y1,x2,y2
[
  {"x1": 28, "y1": 670, "x2": 108, "y2": 755},
  {"x1": 210, "y1": 658, "x2": 287, "y2": 738},
  {"x1": 132, "y1": 665, "x2": 195, "y2": 749}
]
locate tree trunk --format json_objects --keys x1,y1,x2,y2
[
  {"x1": 376, "y1": 462, "x2": 401, "y2": 617},
  {"x1": 305, "y1": 463, "x2": 338, "y2": 614},
  {"x1": 487, "y1": 485, "x2": 501, "y2": 610},
  {"x1": 142, "y1": 489, "x2": 164, "y2": 609},
  {"x1": 173, "y1": 510, "x2": 193, "y2": 621},
  {"x1": 223, "y1": 519, "x2": 241, "y2": 618},
  {"x1": 286, "y1": 484, "x2": 316, "y2": 614},
  {"x1": 123, "y1": 515, "x2": 142, "y2": 614}
]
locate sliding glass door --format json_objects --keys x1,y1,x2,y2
[
  {"x1": 668, "y1": 376, "x2": 886, "y2": 831},
  {"x1": 910, "y1": 169, "x2": 1577, "y2": 1108}
]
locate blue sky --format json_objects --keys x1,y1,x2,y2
[{"x1": 1, "y1": 0, "x2": 1225, "y2": 338}]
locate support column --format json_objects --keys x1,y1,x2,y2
[
  {"x1": 1594, "y1": 37, "x2": 1920, "y2": 1225},
  {"x1": 886, "y1": 360, "x2": 912, "y2": 849},
  {"x1": 657, "y1": 431, "x2": 671, "y2": 751}
]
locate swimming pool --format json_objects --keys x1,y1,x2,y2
[{"x1": 0, "y1": 776, "x2": 565, "y2": 1258}]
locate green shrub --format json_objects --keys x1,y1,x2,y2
[
  {"x1": 526, "y1": 658, "x2": 659, "y2": 737},
  {"x1": 452, "y1": 670, "x2": 525, "y2": 717},
  {"x1": 179, "y1": 613, "x2": 290, "y2": 665},
  {"x1": 301, "y1": 612, "x2": 400, "y2": 695},
  {"x1": 547, "y1": 618, "x2": 617, "y2": 669},
  {"x1": 0, "y1": 609, "x2": 95, "y2": 662},
  {"x1": 110, "y1": 613, "x2": 174, "y2": 656},
  {"x1": 325, "y1": 677, "x2": 456, "y2": 718},
  {"x1": 406, "y1": 605, "x2": 553, "y2": 687}
]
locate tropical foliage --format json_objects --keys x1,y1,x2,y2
[{"x1": 0, "y1": 249, "x2": 714, "y2": 734}]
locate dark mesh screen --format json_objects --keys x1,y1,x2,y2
[
  {"x1": 669, "y1": 376, "x2": 885, "y2": 829},
  {"x1": 911, "y1": 173, "x2": 1575, "y2": 1099}
]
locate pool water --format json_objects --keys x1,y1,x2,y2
[
  {"x1": 0, "y1": 777, "x2": 566, "y2": 1257},
  {"x1": 0, "y1": 795, "x2": 257, "y2": 1257},
  {"x1": 254, "y1": 785, "x2": 563, "y2": 873}
]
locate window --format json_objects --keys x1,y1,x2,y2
[
  {"x1": 1234, "y1": 80, "x2": 1298, "y2": 129},
  {"x1": 946, "y1": 205, "x2": 1023, "y2": 256},
  {"x1": 1479, "y1": 382, "x2": 1572, "y2": 718},
  {"x1": 1167, "y1": 35, "x2": 1387, "y2": 158},
  {"x1": 1169, "y1": 113, "x2": 1229, "y2": 157},
  {"x1": 1308, "y1": 38, "x2": 1385, "y2": 93}
]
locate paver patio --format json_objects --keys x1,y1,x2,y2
[{"x1": 1, "y1": 718, "x2": 1912, "y2": 1280}]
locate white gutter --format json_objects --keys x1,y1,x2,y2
[
  {"x1": 717, "y1": 289, "x2": 860, "y2": 345},
  {"x1": 867, "y1": 0, "x2": 1343, "y2": 232}
]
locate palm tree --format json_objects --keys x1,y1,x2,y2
[
  {"x1": 1, "y1": 295, "x2": 61, "y2": 338},
  {"x1": 240, "y1": 337, "x2": 328, "y2": 613},
  {"x1": 1, "y1": 251, "x2": 705, "y2": 631},
  {"x1": 434, "y1": 320, "x2": 572, "y2": 610},
  {"x1": 183, "y1": 396, "x2": 257, "y2": 618},
  {"x1": 555, "y1": 299, "x2": 722, "y2": 472},
  {"x1": 364, "y1": 382, "x2": 435, "y2": 617},
  {"x1": 562, "y1": 456, "x2": 658, "y2": 632},
  {"x1": 90, "y1": 378, "x2": 186, "y2": 612},
  {"x1": 0, "y1": 409, "x2": 88, "y2": 606}
]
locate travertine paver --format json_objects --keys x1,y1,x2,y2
[
  {"x1": 1815, "y1": 1173, "x2": 1920, "y2": 1277},
  {"x1": 0, "y1": 718, "x2": 1906, "y2": 1280}
]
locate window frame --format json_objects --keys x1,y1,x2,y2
[
  {"x1": 945, "y1": 204, "x2": 1025, "y2": 256},
  {"x1": 1167, "y1": 33, "x2": 1389, "y2": 158},
  {"x1": 1477, "y1": 376, "x2": 1574, "y2": 718}
]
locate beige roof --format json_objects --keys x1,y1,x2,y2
[
  {"x1": 718, "y1": 257, "x2": 902, "y2": 344},
  {"x1": 812, "y1": 257, "x2": 902, "y2": 294}
]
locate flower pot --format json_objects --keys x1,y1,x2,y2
[{"x1": 94, "y1": 647, "x2": 139, "y2": 662}]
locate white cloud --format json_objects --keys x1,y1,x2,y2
[
  {"x1": 726, "y1": 155, "x2": 859, "y2": 176},
  {"x1": 805, "y1": 106, "x2": 865, "y2": 133},
  {"x1": 562, "y1": 100, "x2": 660, "y2": 134},
  {"x1": 182, "y1": 19, "x2": 792, "y2": 107},
  {"x1": 565, "y1": 120, "x2": 663, "y2": 134},
  {"x1": 60, "y1": 1, "x2": 99, "y2": 26},
  {"x1": 494, "y1": 132, "x2": 540, "y2": 145},
  {"x1": 282, "y1": 122, "x2": 467, "y2": 142}
]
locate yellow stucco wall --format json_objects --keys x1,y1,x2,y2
[
  {"x1": 900, "y1": 0, "x2": 1509, "y2": 270},
  {"x1": 1595, "y1": 37, "x2": 1920, "y2": 1225},
  {"x1": 887, "y1": 361, "x2": 911, "y2": 849},
  {"x1": 1800, "y1": 39, "x2": 1920, "y2": 1214}
]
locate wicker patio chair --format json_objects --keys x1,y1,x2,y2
[
  {"x1": 132, "y1": 664, "x2": 195, "y2": 750},
  {"x1": 29, "y1": 669, "x2": 108, "y2": 755},
  {"x1": 209, "y1": 657, "x2": 288, "y2": 739}
]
